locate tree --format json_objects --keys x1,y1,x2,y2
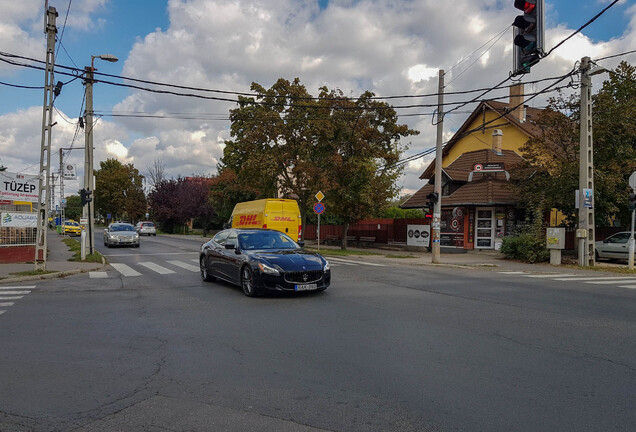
[
  {"x1": 208, "y1": 169, "x2": 258, "y2": 228},
  {"x1": 148, "y1": 177, "x2": 215, "y2": 233},
  {"x1": 145, "y1": 159, "x2": 166, "y2": 190},
  {"x1": 510, "y1": 61, "x2": 636, "y2": 227},
  {"x1": 221, "y1": 78, "x2": 418, "y2": 247},
  {"x1": 64, "y1": 194, "x2": 82, "y2": 220},
  {"x1": 94, "y1": 158, "x2": 147, "y2": 222}
]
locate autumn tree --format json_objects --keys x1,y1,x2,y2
[
  {"x1": 510, "y1": 61, "x2": 636, "y2": 227},
  {"x1": 148, "y1": 177, "x2": 215, "y2": 233},
  {"x1": 221, "y1": 78, "x2": 418, "y2": 247},
  {"x1": 94, "y1": 158, "x2": 146, "y2": 222}
]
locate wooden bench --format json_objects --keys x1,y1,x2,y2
[
  {"x1": 346, "y1": 236, "x2": 357, "y2": 247},
  {"x1": 324, "y1": 235, "x2": 340, "y2": 246},
  {"x1": 358, "y1": 236, "x2": 376, "y2": 247}
]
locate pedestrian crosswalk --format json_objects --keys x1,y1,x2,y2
[
  {"x1": 498, "y1": 271, "x2": 636, "y2": 290},
  {"x1": 89, "y1": 256, "x2": 381, "y2": 279},
  {"x1": 0, "y1": 285, "x2": 35, "y2": 316}
]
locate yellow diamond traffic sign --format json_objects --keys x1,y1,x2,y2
[{"x1": 315, "y1": 191, "x2": 324, "y2": 202}]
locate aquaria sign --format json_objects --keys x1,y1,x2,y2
[{"x1": 1, "y1": 212, "x2": 38, "y2": 227}]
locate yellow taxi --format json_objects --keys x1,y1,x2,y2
[{"x1": 62, "y1": 220, "x2": 82, "y2": 236}]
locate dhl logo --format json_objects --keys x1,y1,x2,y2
[
  {"x1": 238, "y1": 214, "x2": 260, "y2": 226},
  {"x1": 272, "y1": 216, "x2": 294, "y2": 222}
]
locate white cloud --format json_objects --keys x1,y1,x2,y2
[{"x1": 2, "y1": 0, "x2": 636, "y2": 197}]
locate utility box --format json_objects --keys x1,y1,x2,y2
[
  {"x1": 546, "y1": 228, "x2": 565, "y2": 249},
  {"x1": 546, "y1": 227, "x2": 565, "y2": 265}
]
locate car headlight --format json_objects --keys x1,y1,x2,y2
[
  {"x1": 323, "y1": 259, "x2": 330, "y2": 271},
  {"x1": 258, "y1": 262, "x2": 280, "y2": 275},
  {"x1": 133, "y1": 233, "x2": 139, "y2": 239}
]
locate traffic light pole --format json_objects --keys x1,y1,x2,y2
[
  {"x1": 629, "y1": 209, "x2": 635, "y2": 270},
  {"x1": 432, "y1": 69, "x2": 444, "y2": 263},
  {"x1": 83, "y1": 66, "x2": 95, "y2": 255}
]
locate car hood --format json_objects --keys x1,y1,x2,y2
[
  {"x1": 251, "y1": 250, "x2": 325, "y2": 270},
  {"x1": 110, "y1": 231, "x2": 136, "y2": 236}
]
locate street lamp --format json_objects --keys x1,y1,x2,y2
[{"x1": 83, "y1": 54, "x2": 118, "y2": 256}]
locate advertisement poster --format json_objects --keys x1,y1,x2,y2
[
  {"x1": 0, "y1": 171, "x2": 39, "y2": 203},
  {"x1": 1, "y1": 212, "x2": 38, "y2": 227},
  {"x1": 407, "y1": 225, "x2": 430, "y2": 247},
  {"x1": 63, "y1": 164, "x2": 77, "y2": 180}
]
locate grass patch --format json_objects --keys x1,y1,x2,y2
[
  {"x1": 306, "y1": 247, "x2": 381, "y2": 257},
  {"x1": 9, "y1": 269, "x2": 56, "y2": 277},
  {"x1": 62, "y1": 238, "x2": 104, "y2": 263}
]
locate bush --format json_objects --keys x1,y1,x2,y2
[{"x1": 500, "y1": 233, "x2": 550, "y2": 263}]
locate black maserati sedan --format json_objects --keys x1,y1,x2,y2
[{"x1": 199, "y1": 229, "x2": 331, "y2": 297}]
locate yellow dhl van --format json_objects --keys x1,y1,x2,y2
[{"x1": 230, "y1": 199, "x2": 302, "y2": 242}]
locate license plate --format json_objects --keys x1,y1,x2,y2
[{"x1": 295, "y1": 283, "x2": 317, "y2": 291}]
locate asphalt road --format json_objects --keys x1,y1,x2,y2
[{"x1": 0, "y1": 234, "x2": 634, "y2": 431}]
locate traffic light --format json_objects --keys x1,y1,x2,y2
[
  {"x1": 512, "y1": 0, "x2": 544, "y2": 75},
  {"x1": 629, "y1": 189, "x2": 636, "y2": 210},
  {"x1": 80, "y1": 188, "x2": 92, "y2": 206},
  {"x1": 426, "y1": 192, "x2": 439, "y2": 209}
]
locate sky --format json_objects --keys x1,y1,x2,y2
[{"x1": 1, "y1": 0, "x2": 635, "y2": 203}]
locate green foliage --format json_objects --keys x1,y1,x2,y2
[
  {"x1": 510, "y1": 61, "x2": 636, "y2": 228},
  {"x1": 500, "y1": 233, "x2": 550, "y2": 263},
  {"x1": 64, "y1": 195, "x2": 82, "y2": 221},
  {"x1": 94, "y1": 159, "x2": 147, "y2": 222},
  {"x1": 377, "y1": 206, "x2": 424, "y2": 219},
  {"x1": 500, "y1": 207, "x2": 549, "y2": 263},
  {"x1": 220, "y1": 77, "x2": 418, "y2": 246}
]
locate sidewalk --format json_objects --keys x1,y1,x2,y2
[{"x1": 0, "y1": 230, "x2": 105, "y2": 284}]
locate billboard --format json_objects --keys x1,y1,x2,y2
[
  {"x1": 0, "y1": 171, "x2": 39, "y2": 203},
  {"x1": 407, "y1": 224, "x2": 430, "y2": 247}
]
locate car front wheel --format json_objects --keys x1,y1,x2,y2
[
  {"x1": 200, "y1": 256, "x2": 215, "y2": 282},
  {"x1": 241, "y1": 266, "x2": 257, "y2": 297}
]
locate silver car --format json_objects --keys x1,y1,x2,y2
[
  {"x1": 104, "y1": 223, "x2": 140, "y2": 248},
  {"x1": 595, "y1": 231, "x2": 633, "y2": 261},
  {"x1": 135, "y1": 221, "x2": 157, "y2": 236}
]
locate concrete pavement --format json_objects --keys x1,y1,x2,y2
[{"x1": 0, "y1": 230, "x2": 105, "y2": 284}]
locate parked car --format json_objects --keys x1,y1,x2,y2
[
  {"x1": 135, "y1": 221, "x2": 157, "y2": 236},
  {"x1": 104, "y1": 223, "x2": 140, "y2": 248},
  {"x1": 595, "y1": 231, "x2": 633, "y2": 261},
  {"x1": 62, "y1": 220, "x2": 82, "y2": 236},
  {"x1": 199, "y1": 228, "x2": 330, "y2": 297}
]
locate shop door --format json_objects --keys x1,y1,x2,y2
[{"x1": 475, "y1": 208, "x2": 495, "y2": 249}]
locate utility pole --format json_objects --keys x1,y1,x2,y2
[
  {"x1": 35, "y1": 6, "x2": 57, "y2": 270},
  {"x1": 578, "y1": 57, "x2": 607, "y2": 266},
  {"x1": 432, "y1": 69, "x2": 444, "y2": 263}
]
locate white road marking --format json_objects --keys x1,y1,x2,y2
[
  {"x1": 618, "y1": 285, "x2": 636, "y2": 289},
  {"x1": 167, "y1": 260, "x2": 199, "y2": 272},
  {"x1": 191, "y1": 259, "x2": 199, "y2": 263},
  {"x1": 327, "y1": 257, "x2": 386, "y2": 267},
  {"x1": 0, "y1": 286, "x2": 36, "y2": 290},
  {"x1": 498, "y1": 271, "x2": 528, "y2": 274},
  {"x1": 554, "y1": 276, "x2": 636, "y2": 281},
  {"x1": 105, "y1": 252, "x2": 195, "y2": 257},
  {"x1": 0, "y1": 302, "x2": 15, "y2": 307},
  {"x1": 0, "y1": 296, "x2": 24, "y2": 300},
  {"x1": 523, "y1": 274, "x2": 576, "y2": 278},
  {"x1": 0, "y1": 310, "x2": 5, "y2": 315},
  {"x1": 138, "y1": 262, "x2": 176, "y2": 275},
  {"x1": 586, "y1": 278, "x2": 636, "y2": 285},
  {"x1": 89, "y1": 272, "x2": 109, "y2": 278},
  {"x1": 0, "y1": 290, "x2": 31, "y2": 295},
  {"x1": 111, "y1": 263, "x2": 142, "y2": 277}
]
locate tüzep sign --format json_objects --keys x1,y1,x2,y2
[
  {"x1": 1, "y1": 212, "x2": 38, "y2": 227},
  {"x1": 0, "y1": 171, "x2": 39, "y2": 202}
]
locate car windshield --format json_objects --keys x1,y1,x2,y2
[
  {"x1": 238, "y1": 231, "x2": 298, "y2": 250},
  {"x1": 112, "y1": 224, "x2": 135, "y2": 232},
  {"x1": 66, "y1": 222, "x2": 78, "y2": 227}
]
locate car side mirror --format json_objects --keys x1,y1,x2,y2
[
  {"x1": 297, "y1": 241, "x2": 305, "y2": 247},
  {"x1": 225, "y1": 243, "x2": 236, "y2": 250},
  {"x1": 603, "y1": 239, "x2": 609, "y2": 243}
]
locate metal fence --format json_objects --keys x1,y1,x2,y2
[{"x1": 0, "y1": 209, "x2": 38, "y2": 246}]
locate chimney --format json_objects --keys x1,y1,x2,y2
[
  {"x1": 492, "y1": 129, "x2": 503, "y2": 155},
  {"x1": 509, "y1": 83, "x2": 525, "y2": 123}
]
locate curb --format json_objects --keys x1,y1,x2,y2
[{"x1": 0, "y1": 265, "x2": 105, "y2": 285}]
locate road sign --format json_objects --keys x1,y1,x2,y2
[
  {"x1": 629, "y1": 171, "x2": 636, "y2": 190},
  {"x1": 313, "y1": 202, "x2": 325, "y2": 214},
  {"x1": 315, "y1": 191, "x2": 324, "y2": 202}
]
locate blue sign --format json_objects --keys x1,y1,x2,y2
[{"x1": 313, "y1": 202, "x2": 325, "y2": 214}]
